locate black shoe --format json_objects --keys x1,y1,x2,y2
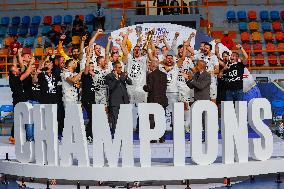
[
  {"x1": 159, "y1": 138, "x2": 165, "y2": 143},
  {"x1": 150, "y1": 140, "x2": 157, "y2": 143}
]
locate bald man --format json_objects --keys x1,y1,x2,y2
[{"x1": 183, "y1": 60, "x2": 211, "y2": 101}]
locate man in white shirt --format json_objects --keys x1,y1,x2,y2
[
  {"x1": 122, "y1": 45, "x2": 148, "y2": 104},
  {"x1": 194, "y1": 42, "x2": 219, "y2": 104},
  {"x1": 61, "y1": 59, "x2": 83, "y2": 106},
  {"x1": 93, "y1": 56, "x2": 112, "y2": 107}
]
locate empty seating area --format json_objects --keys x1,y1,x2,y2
[{"x1": 227, "y1": 10, "x2": 284, "y2": 66}]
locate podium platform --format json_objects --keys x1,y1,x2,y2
[{"x1": 1, "y1": 134, "x2": 284, "y2": 160}]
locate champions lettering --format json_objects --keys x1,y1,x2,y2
[{"x1": 13, "y1": 98, "x2": 273, "y2": 168}]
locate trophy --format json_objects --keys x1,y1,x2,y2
[{"x1": 142, "y1": 28, "x2": 155, "y2": 51}]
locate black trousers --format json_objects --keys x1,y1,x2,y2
[
  {"x1": 57, "y1": 100, "x2": 65, "y2": 137},
  {"x1": 149, "y1": 107, "x2": 166, "y2": 139},
  {"x1": 82, "y1": 101, "x2": 94, "y2": 138},
  {"x1": 11, "y1": 101, "x2": 18, "y2": 137},
  {"x1": 109, "y1": 106, "x2": 120, "y2": 135}
]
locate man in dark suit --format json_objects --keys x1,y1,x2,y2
[
  {"x1": 183, "y1": 60, "x2": 211, "y2": 101},
  {"x1": 106, "y1": 61, "x2": 132, "y2": 135},
  {"x1": 143, "y1": 60, "x2": 168, "y2": 143},
  {"x1": 184, "y1": 60, "x2": 211, "y2": 142}
]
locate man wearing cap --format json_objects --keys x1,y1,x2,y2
[
  {"x1": 9, "y1": 35, "x2": 22, "y2": 56},
  {"x1": 221, "y1": 31, "x2": 234, "y2": 50}
]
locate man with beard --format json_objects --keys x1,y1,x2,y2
[
  {"x1": 61, "y1": 59, "x2": 83, "y2": 106},
  {"x1": 93, "y1": 56, "x2": 111, "y2": 109},
  {"x1": 37, "y1": 59, "x2": 64, "y2": 140},
  {"x1": 81, "y1": 47, "x2": 96, "y2": 142},
  {"x1": 176, "y1": 33, "x2": 196, "y2": 104},
  {"x1": 158, "y1": 40, "x2": 189, "y2": 130},
  {"x1": 194, "y1": 42, "x2": 219, "y2": 104},
  {"x1": 106, "y1": 61, "x2": 132, "y2": 136},
  {"x1": 58, "y1": 35, "x2": 81, "y2": 72},
  {"x1": 122, "y1": 43, "x2": 147, "y2": 104},
  {"x1": 17, "y1": 48, "x2": 36, "y2": 102},
  {"x1": 105, "y1": 36, "x2": 125, "y2": 71},
  {"x1": 88, "y1": 29, "x2": 104, "y2": 65},
  {"x1": 8, "y1": 57, "x2": 34, "y2": 144},
  {"x1": 222, "y1": 44, "x2": 248, "y2": 102}
]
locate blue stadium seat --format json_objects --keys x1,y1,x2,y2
[
  {"x1": 30, "y1": 26, "x2": 38, "y2": 36},
  {"x1": 8, "y1": 27, "x2": 18, "y2": 36},
  {"x1": 271, "y1": 100, "x2": 284, "y2": 117},
  {"x1": 41, "y1": 25, "x2": 51, "y2": 35},
  {"x1": 0, "y1": 27, "x2": 7, "y2": 37},
  {"x1": 226, "y1": 10, "x2": 236, "y2": 22},
  {"x1": 31, "y1": 16, "x2": 41, "y2": 25},
  {"x1": 261, "y1": 22, "x2": 271, "y2": 31},
  {"x1": 64, "y1": 15, "x2": 73, "y2": 24},
  {"x1": 87, "y1": 25, "x2": 93, "y2": 34},
  {"x1": 85, "y1": 14, "x2": 94, "y2": 25},
  {"x1": 19, "y1": 26, "x2": 28, "y2": 36},
  {"x1": 270, "y1": 11, "x2": 280, "y2": 20},
  {"x1": 17, "y1": 36, "x2": 25, "y2": 45},
  {"x1": 0, "y1": 105, "x2": 14, "y2": 121},
  {"x1": 53, "y1": 15, "x2": 62, "y2": 24},
  {"x1": 24, "y1": 36, "x2": 35, "y2": 47},
  {"x1": 238, "y1": 22, "x2": 248, "y2": 31},
  {"x1": 11, "y1": 16, "x2": 21, "y2": 26},
  {"x1": 22, "y1": 16, "x2": 31, "y2": 26},
  {"x1": 1, "y1": 17, "x2": 10, "y2": 26},
  {"x1": 260, "y1": 11, "x2": 269, "y2": 21},
  {"x1": 237, "y1": 11, "x2": 247, "y2": 20}
]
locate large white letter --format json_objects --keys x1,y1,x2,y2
[
  {"x1": 190, "y1": 101, "x2": 218, "y2": 165},
  {"x1": 14, "y1": 102, "x2": 35, "y2": 163},
  {"x1": 173, "y1": 103, "x2": 185, "y2": 166},
  {"x1": 248, "y1": 98, "x2": 273, "y2": 161},
  {"x1": 93, "y1": 104, "x2": 134, "y2": 167},
  {"x1": 33, "y1": 104, "x2": 59, "y2": 166},
  {"x1": 138, "y1": 103, "x2": 166, "y2": 167},
  {"x1": 221, "y1": 101, "x2": 248, "y2": 164},
  {"x1": 60, "y1": 103, "x2": 89, "y2": 167}
]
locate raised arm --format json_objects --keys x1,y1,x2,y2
[
  {"x1": 58, "y1": 35, "x2": 70, "y2": 61},
  {"x1": 79, "y1": 34, "x2": 87, "y2": 60},
  {"x1": 236, "y1": 44, "x2": 248, "y2": 65},
  {"x1": 147, "y1": 48, "x2": 155, "y2": 62},
  {"x1": 136, "y1": 32, "x2": 143, "y2": 47},
  {"x1": 185, "y1": 32, "x2": 196, "y2": 55},
  {"x1": 17, "y1": 48, "x2": 25, "y2": 72},
  {"x1": 215, "y1": 39, "x2": 221, "y2": 59},
  {"x1": 84, "y1": 46, "x2": 91, "y2": 75},
  {"x1": 162, "y1": 34, "x2": 170, "y2": 55},
  {"x1": 177, "y1": 40, "x2": 189, "y2": 68},
  {"x1": 119, "y1": 38, "x2": 129, "y2": 64},
  {"x1": 20, "y1": 63, "x2": 33, "y2": 81},
  {"x1": 66, "y1": 71, "x2": 83, "y2": 84},
  {"x1": 105, "y1": 36, "x2": 113, "y2": 64},
  {"x1": 171, "y1": 32, "x2": 179, "y2": 55},
  {"x1": 89, "y1": 29, "x2": 103, "y2": 47}
]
